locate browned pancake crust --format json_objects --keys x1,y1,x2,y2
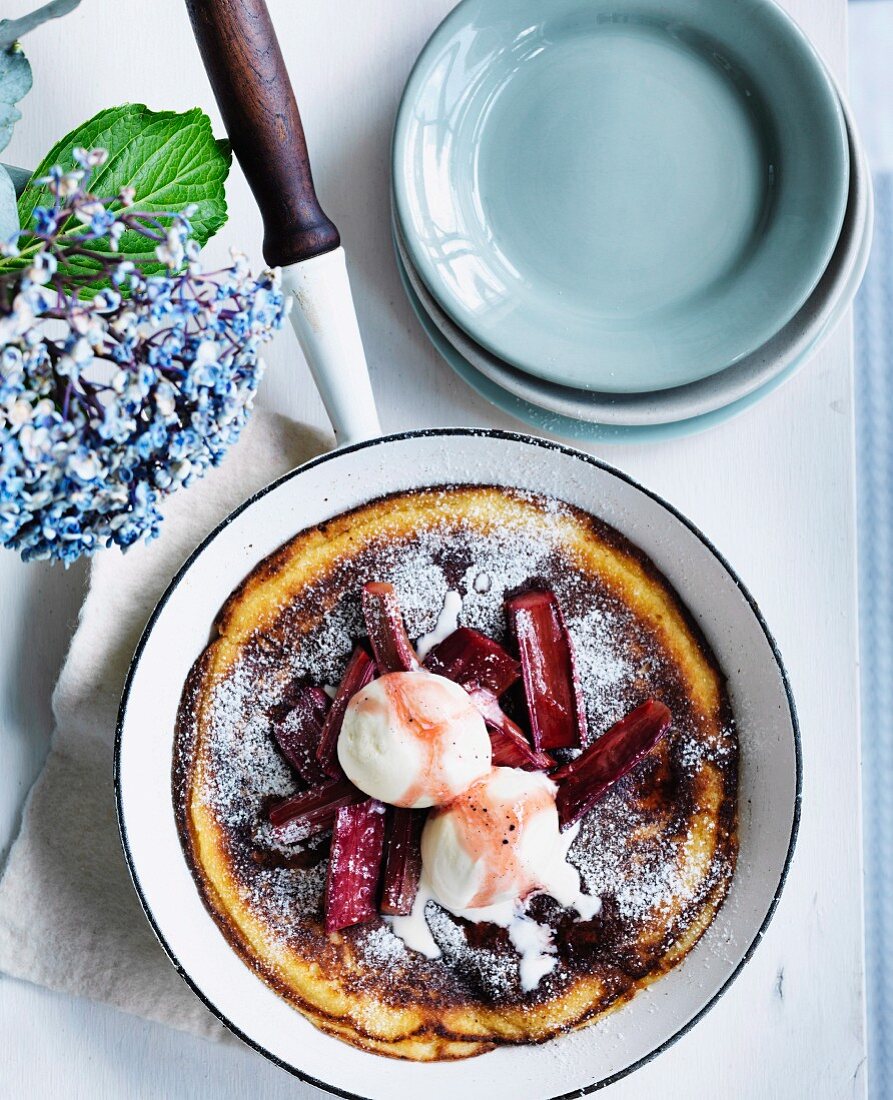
[{"x1": 174, "y1": 485, "x2": 737, "y2": 1060}]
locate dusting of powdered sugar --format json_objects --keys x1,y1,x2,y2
[
  {"x1": 425, "y1": 904, "x2": 519, "y2": 1000},
  {"x1": 203, "y1": 661, "x2": 296, "y2": 832},
  {"x1": 378, "y1": 555, "x2": 451, "y2": 641},
  {"x1": 455, "y1": 516, "x2": 569, "y2": 639},
  {"x1": 569, "y1": 781, "x2": 728, "y2": 925},
  {"x1": 565, "y1": 607, "x2": 635, "y2": 737},
  {"x1": 676, "y1": 730, "x2": 735, "y2": 772},
  {"x1": 188, "y1": 487, "x2": 735, "y2": 999},
  {"x1": 278, "y1": 596, "x2": 364, "y2": 687},
  {"x1": 359, "y1": 924, "x2": 410, "y2": 967},
  {"x1": 249, "y1": 861, "x2": 328, "y2": 938}
]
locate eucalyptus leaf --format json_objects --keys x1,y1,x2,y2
[
  {"x1": 0, "y1": 43, "x2": 31, "y2": 154},
  {"x1": 0, "y1": 1, "x2": 82, "y2": 160},
  {"x1": 7, "y1": 103, "x2": 232, "y2": 287},
  {"x1": 0, "y1": 0, "x2": 81, "y2": 50},
  {"x1": 1, "y1": 162, "x2": 30, "y2": 195},
  {"x1": 0, "y1": 162, "x2": 18, "y2": 239}
]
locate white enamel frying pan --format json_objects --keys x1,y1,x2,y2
[{"x1": 115, "y1": 3, "x2": 801, "y2": 1097}]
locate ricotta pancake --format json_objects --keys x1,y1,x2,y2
[{"x1": 174, "y1": 485, "x2": 738, "y2": 1061}]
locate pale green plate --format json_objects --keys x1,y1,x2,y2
[
  {"x1": 394, "y1": 188, "x2": 872, "y2": 442},
  {"x1": 393, "y1": 0, "x2": 849, "y2": 394}
]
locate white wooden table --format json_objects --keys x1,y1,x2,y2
[{"x1": 0, "y1": 0, "x2": 865, "y2": 1095}]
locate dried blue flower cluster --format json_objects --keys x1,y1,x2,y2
[{"x1": 0, "y1": 149, "x2": 287, "y2": 564}]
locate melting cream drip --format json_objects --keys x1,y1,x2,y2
[
  {"x1": 416, "y1": 589, "x2": 463, "y2": 659},
  {"x1": 388, "y1": 821, "x2": 601, "y2": 992}
]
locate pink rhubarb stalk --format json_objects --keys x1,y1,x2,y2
[
  {"x1": 423, "y1": 627, "x2": 520, "y2": 696},
  {"x1": 380, "y1": 807, "x2": 425, "y2": 916},
  {"x1": 468, "y1": 686, "x2": 553, "y2": 770},
  {"x1": 272, "y1": 685, "x2": 331, "y2": 787},
  {"x1": 269, "y1": 776, "x2": 365, "y2": 842},
  {"x1": 423, "y1": 625, "x2": 545, "y2": 766},
  {"x1": 325, "y1": 799, "x2": 388, "y2": 931},
  {"x1": 362, "y1": 582, "x2": 419, "y2": 673},
  {"x1": 506, "y1": 587, "x2": 588, "y2": 751},
  {"x1": 553, "y1": 700, "x2": 672, "y2": 829},
  {"x1": 315, "y1": 645, "x2": 376, "y2": 777}
]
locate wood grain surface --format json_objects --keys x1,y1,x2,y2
[{"x1": 185, "y1": 0, "x2": 340, "y2": 265}]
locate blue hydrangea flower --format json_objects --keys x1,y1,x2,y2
[{"x1": 0, "y1": 153, "x2": 288, "y2": 564}]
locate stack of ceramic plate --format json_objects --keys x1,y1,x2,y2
[{"x1": 392, "y1": 0, "x2": 873, "y2": 443}]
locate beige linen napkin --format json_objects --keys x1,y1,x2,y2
[{"x1": 0, "y1": 410, "x2": 331, "y2": 1038}]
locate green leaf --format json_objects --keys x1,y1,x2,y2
[
  {"x1": 0, "y1": 43, "x2": 32, "y2": 154},
  {"x1": 8, "y1": 103, "x2": 232, "y2": 286},
  {"x1": 0, "y1": 162, "x2": 18, "y2": 239},
  {"x1": 0, "y1": 0, "x2": 81, "y2": 50}
]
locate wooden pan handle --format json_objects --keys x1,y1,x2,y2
[{"x1": 185, "y1": 0, "x2": 340, "y2": 267}]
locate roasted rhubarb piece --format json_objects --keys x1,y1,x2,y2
[
  {"x1": 362, "y1": 582, "x2": 419, "y2": 673},
  {"x1": 423, "y1": 627, "x2": 542, "y2": 766},
  {"x1": 315, "y1": 645, "x2": 376, "y2": 777},
  {"x1": 272, "y1": 685, "x2": 331, "y2": 787},
  {"x1": 269, "y1": 776, "x2": 365, "y2": 841},
  {"x1": 506, "y1": 587, "x2": 587, "y2": 751},
  {"x1": 487, "y1": 722, "x2": 554, "y2": 771},
  {"x1": 553, "y1": 700, "x2": 672, "y2": 829},
  {"x1": 325, "y1": 799, "x2": 388, "y2": 931},
  {"x1": 380, "y1": 807, "x2": 425, "y2": 915},
  {"x1": 424, "y1": 627, "x2": 520, "y2": 696},
  {"x1": 468, "y1": 686, "x2": 553, "y2": 770}
]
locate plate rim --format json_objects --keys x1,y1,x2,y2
[
  {"x1": 392, "y1": 81, "x2": 868, "y2": 426},
  {"x1": 393, "y1": 164, "x2": 873, "y2": 441},
  {"x1": 115, "y1": 428, "x2": 803, "y2": 1098},
  {"x1": 392, "y1": 0, "x2": 850, "y2": 394}
]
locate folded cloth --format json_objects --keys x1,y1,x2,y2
[{"x1": 0, "y1": 410, "x2": 331, "y2": 1039}]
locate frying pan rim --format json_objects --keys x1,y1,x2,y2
[{"x1": 114, "y1": 426, "x2": 802, "y2": 1099}]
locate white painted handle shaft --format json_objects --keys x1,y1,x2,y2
[{"x1": 281, "y1": 248, "x2": 381, "y2": 446}]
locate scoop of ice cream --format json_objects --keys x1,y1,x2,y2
[
  {"x1": 389, "y1": 765, "x2": 602, "y2": 989},
  {"x1": 337, "y1": 670, "x2": 491, "y2": 808},
  {"x1": 421, "y1": 766, "x2": 586, "y2": 912}
]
